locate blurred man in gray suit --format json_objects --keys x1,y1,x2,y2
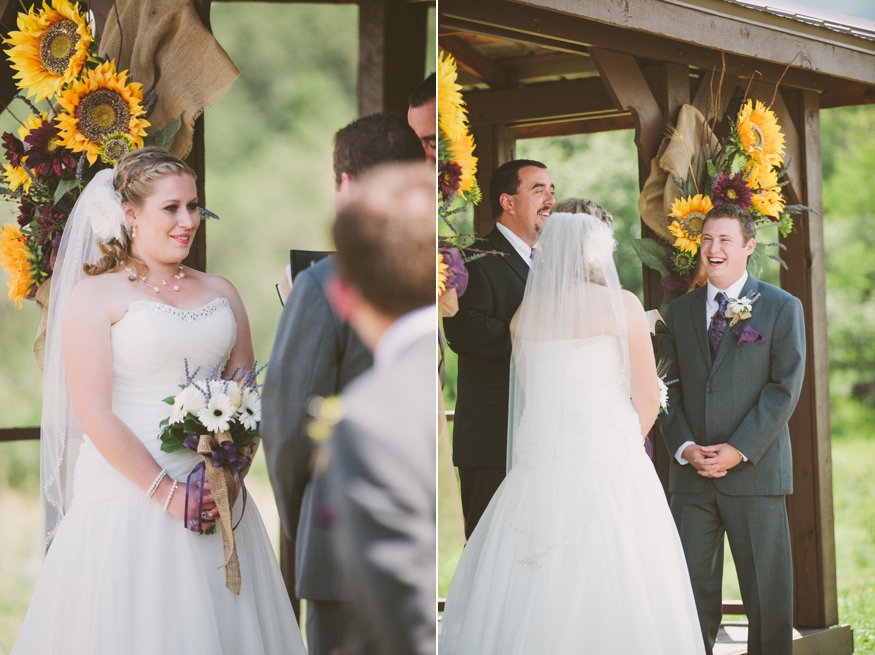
[
  {"x1": 659, "y1": 203, "x2": 806, "y2": 655},
  {"x1": 261, "y1": 113, "x2": 423, "y2": 655},
  {"x1": 323, "y1": 162, "x2": 436, "y2": 655}
]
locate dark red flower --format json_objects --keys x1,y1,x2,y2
[
  {"x1": 17, "y1": 200, "x2": 36, "y2": 227},
  {"x1": 24, "y1": 119, "x2": 77, "y2": 178},
  {"x1": 2, "y1": 132, "x2": 24, "y2": 168},
  {"x1": 34, "y1": 203, "x2": 69, "y2": 255},
  {"x1": 439, "y1": 159, "x2": 462, "y2": 203},
  {"x1": 712, "y1": 173, "x2": 753, "y2": 209}
]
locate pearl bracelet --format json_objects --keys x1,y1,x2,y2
[
  {"x1": 145, "y1": 469, "x2": 167, "y2": 499},
  {"x1": 163, "y1": 480, "x2": 179, "y2": 512}
]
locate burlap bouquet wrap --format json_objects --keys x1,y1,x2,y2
[{"x1": 194, "y1": 431, "x2": 257, "y2": 595}]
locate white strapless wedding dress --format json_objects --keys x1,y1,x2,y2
[
  {"x1": 13, "y1": 299, "x2": 306, "y2": 655},
  {"x1": 440, "y1": 337, "x2": 705, "y2": 654}
]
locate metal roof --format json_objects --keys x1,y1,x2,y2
[{"x1": 722, "y1": 0, "x2": 875, "y2": 41}]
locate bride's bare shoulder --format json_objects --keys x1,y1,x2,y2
[{"x1": 67, "y1": 269, "x2": 135, "y2": 321}]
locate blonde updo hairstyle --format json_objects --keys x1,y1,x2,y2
[
  {"x1": 551, "y1": 197, "x2": 614, "y2": 227},
  {"x1": 83, "y1": 147, "x2": 197, "y2": 277}
]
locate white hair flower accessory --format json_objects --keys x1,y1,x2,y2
[
  {"x1": 580, "y1": 213, "x2": 616, "y2": 273},
  {"x1": 87, "y1": 173, "x2": 126, "y2": 244}
]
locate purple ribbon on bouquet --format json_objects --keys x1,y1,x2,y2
[{"x1": 182, "y1": 434, "x2": 250, "y2": 532}]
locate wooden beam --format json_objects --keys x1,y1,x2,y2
[
  {"x1": 780, "y1": 90, "x2": 838, "y2": 630},
  {"x1": 470, "y1": 124, "x2": 515, "y2": 236},
  {"x1": 499, "y1": 51, "x2": 598, "y2": 82},
  {"x1": 512, "y1": 114, "x2": 633, "y2": 139},
  {"x1": 0, "y1": 427, "x2": 40, "y2": 443},
  {"x1": 465, "y1": 77, "x2": 616, "y2": 126},
  {"x1": 439, "y1": 36, "x2": 511, "y2": 89},
  {"x1": 512, "y1": 0, "x2": 875, "y2": 88},
  {"x1": 439, "y1": 0, "x2": 875, "y2": 109},
  {"x1": 358, "y1": 0, "x2": 430, "y2": 116},
  {"x1": 589, "y1": 48, "x2": 664, "y2": 166}
]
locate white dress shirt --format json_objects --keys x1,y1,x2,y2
[
  {"x1": 373, "y1": 305, "x2": 437, "y2": 370},
  {"x1": 675, "y1": 271, "x2": 749, "y2": 465},
  {"x1": 495, "y1": 222, "x2": 533, "y2": 268}
]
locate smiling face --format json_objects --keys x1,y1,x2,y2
[
  {"x1": 126, "y1": 173, "x2": 200, "y2": 268},
  {"x1": 407, "y1": 99, "x2": 436, "y2": 164},
  {"x1": 499, "y1": 166, "x2": 555, "y2": 246},
  {"x1": 701, "y1": 216, "x2": 756, "y2": 289}
]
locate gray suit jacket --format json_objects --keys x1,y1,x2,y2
[
  {"x1": 327, "y1": 331, "x2": 437, "y2": 655},
  {"x1": 659, "y1": 275, "x2": 806, "y2": 496},
  {"x1": 262, "y1": 257, "x2": 372, "y2": 600}
]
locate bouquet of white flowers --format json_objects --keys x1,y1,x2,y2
[{"x1": 158, "y1": 360, "x2": 265, "y2": 594}]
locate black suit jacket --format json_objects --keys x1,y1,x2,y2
[{"x1": 443, "y1": 226, "x2": 529, "y2": 469}]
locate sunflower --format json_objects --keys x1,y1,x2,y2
[
  {"x1": 446, "y1": 132, "x2": 478, "y2": 196},
  {"x1": 438, "y1": 251, "x2": 449, "y2": 296},
  {"x1": 736, "y1": 99, "x2": 785, "y2": 170},
  {"x1": 4, "y1": 0, "x2": 92, "y2": 102},
  {"x1": 437, "y1": 51, "x2": 468, "y2": 144},
  {"x1": 671, "y1": 250, "x2": 696, "y2": 273},
  {"x1": 751, "y1": 187, "x2": 785, "y2": 219},
  {"x1": 98, "y1": 131, "x2": 136, "y2": 164},
  {"x1": 0, "y1": 223, "x2": 40, "y2": 308},
  {"x1": 3, "y1": 161, "x2": 33, "y2": 192},
  {"x1": 744, "y1": 162, "x2": 778, "y2": 192},
  {"x1": 668, "y1": 194, "x2": 713, "y2": 256},
  {"x1": 56, "y1": 60, "x2": 149, "y2": 165}
]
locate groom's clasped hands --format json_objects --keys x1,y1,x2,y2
[{"x1": 683, "y1": 442, "x2": 744, "y2": 478}]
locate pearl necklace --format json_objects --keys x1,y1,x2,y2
[{"x1": 124, "y1": 263, "x2": 185, "y2": 292}]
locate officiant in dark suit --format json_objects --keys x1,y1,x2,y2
[
  {"x1": 261, "y1": 112, "x2": 423, "y2": 655},
  {"x1": 443, "y1": 159, "x2": 554, "y2": 538},
  {"x1": 659, "y1": 203, "x2": 806, "y2": 655}
]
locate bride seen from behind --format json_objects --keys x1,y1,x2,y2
[
  {"x1": 13, "y1": 147, "x2": 305, "y2": 654},
  {"x1": 440, "y1": 211, "x2": 705, "y2": 653}
]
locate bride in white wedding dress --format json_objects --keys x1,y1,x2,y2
[
  {"x1": 13, "y1": 148, "x2": 305, "y2": 654},
  {"x1": 439, "y1": 212, "x2": 705, "y2": 654}
]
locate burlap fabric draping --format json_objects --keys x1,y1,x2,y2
[
  {"x1": 98, "y1": 0, "x2": 240, "y2": 157},
  {"x1": 637, "y1": 104, "x2": 719, "y2": 242},
  {"x1": 195, "y1": 432, "x2": 257, "y2": 595}
]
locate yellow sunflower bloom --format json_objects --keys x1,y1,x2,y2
[
  {"x1": 3, "y1": 161, "x2": 33, "y2": 192},
  {"x1": 56, "y1": 60, "x2": 150, "y2": 165},
  {"x1": 17, "y1": 111, "x2": 49, "y2": 141},
  {"x1": 0, "y1": 223, "x2": 38, "y2": 308},
  {"x1": 743, "y1": 162, "x2": 778, "y2": 191},
  {"x1": 447, "y1": 132, "x2": 478, "y2": 195},
  {"x1": 4, "y1": 0, "x2": 92, "y2": 102},
  {"x1": 736, "y1": 99, "x2": 785, "y2": 170},
  {"x1": 438, "y1": 251, "x2": 449, "y2": 296},
  {"x1": 668, "y1": 194, "x2": 712, "y2": 256},
  {"x1": 751, "y1": 187, "x2": 785, "y2": 219},
  {"x1": 438, "y1": 51, "x2": 468, "y2": 144}
]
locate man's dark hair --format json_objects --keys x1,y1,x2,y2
[
  {"x1": 704, "y1": 202, "x2": 757, "y2": 243},
  {"x1": 333, "y1": 112, "x2": 424, "y2": 186},
  {"x1": 489, "y1": 159, "x2": 548, "y2": 219},
  {"x1": 408, "y1": 73, "x2": 436, "y2": 108}
]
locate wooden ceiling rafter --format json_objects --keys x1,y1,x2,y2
[{"x1": 439, "y1": 35, "x2": 513, "y2": 89}]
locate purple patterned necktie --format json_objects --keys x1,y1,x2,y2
[{"x1": 708, "y1": 292, "x2": 730, "y2": 362}]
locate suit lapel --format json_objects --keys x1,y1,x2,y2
[
  {"x1": 689, "y1": 288, "x2": 712, "y2": 369},
  {"x1": 486, "y1": 227, "x2": 529, "y2": 283},
  {"x1": 711, "y1": 275, "x2": 761, "y2": 374}
]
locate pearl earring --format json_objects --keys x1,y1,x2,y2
[{"x1": 131, "y1": 224, "x2": 137, "y2": 238}]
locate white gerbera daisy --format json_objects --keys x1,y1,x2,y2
[
  {"x1": 169, "y1": 384, "x2": 207, "y2": 424},
  {"x1": 658, "y1": 376, "x2": 669, "y2": 413},
  {"x1": 198, "y1": 392, "x2": 234, "y2": 433},
  {"x1": 238, "y1": 388, "x2": 262, "y2": 431}
]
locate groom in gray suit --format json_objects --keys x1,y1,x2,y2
[
  {"x1": 659, "y1": 203, "x2": 805, "y2": 655},
  {"x1": 324, "y1": 162, "x2": 436, "y2": 655},
  {"x1": 261, "y1": 113, "x2": 423, "y2": 655}
]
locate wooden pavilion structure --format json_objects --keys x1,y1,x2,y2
[
  {"x1": 439, "y1": 0, "x2": 874, "y2": 651},
  {"x1": 0, "y1": 0, "x2": 433, "y2": 621}
]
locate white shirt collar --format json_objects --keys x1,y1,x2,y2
[
  {"x1": 495, "y1": 222, "x2": 533, "y2": 268},
  {"x1": 707, "y1": 271, "x2": 749, "y2": 304},
  {"x1": 373, "y1": 305, "x2": 436, "y2": 369}
]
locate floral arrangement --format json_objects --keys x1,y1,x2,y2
[
  {"x1": 158, "y1": 360, "x2": 265, "y2": 594},
  {"x1": 0, "y1": 0, "x2": 172, "y2": 309},
  {"x1": 437, "y1": 50, "x2": 477, "y2": 316},
  {"x1": 634, "y1": 98, "x2": 812, "y2": 302}
]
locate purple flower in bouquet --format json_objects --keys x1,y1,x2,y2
[
  {"x1": 439, "y1": 159, "x2": 462, "y2": 203},
  {"x1": 34, "y1": 203, "x2": 69, "y2": 256},
  {"x1": 24, "y1": 118, "x2": 77, "y2": 178},
  {"x1": 2, "y1": 132, "x2": 24, "y2": 168},
  {"x1": 662, "y1": 269, "x2": 692, "y2": 303},
  {"x1": 440, "y1": 246, "x2": 469, "y2": 297},
  {"x1": 712, "y1": 173, "x2": 753, "y2": 209}
]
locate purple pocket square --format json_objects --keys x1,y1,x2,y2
[{"x1": 733, "y1": 324, "x2": 766, "y2": 345}]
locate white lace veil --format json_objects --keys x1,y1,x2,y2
[
  {"x1": 506, "y1": 212, "x2": 629, "y2": 472},
  {"x1": 41, "y1": 168, "x2": 124, "y2": 551}
]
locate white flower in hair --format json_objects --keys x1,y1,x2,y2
[
  {"x1": 88, "y1": 177, "x2": 126, "y2": 244},
  {"x1": 581, "y1": 213, "x2": 616, "y2": 272}
]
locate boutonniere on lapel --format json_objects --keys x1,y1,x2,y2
[
  {"x1": 726, "y1": 292, "x2": 766, "y2": 345},
  {"x1": 656, "y1": 358, "x2": 678, "y2": 414}
]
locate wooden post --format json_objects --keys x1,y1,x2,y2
[
  {"x1": 779, "y1": 89, "x2": 838, "y2": 629},
  {"x1": 470, "y1": 124, "x2": 515, "y2": 237},
  {"x1": 358, "y1": 0, "x2": 429, "y2": 116}
]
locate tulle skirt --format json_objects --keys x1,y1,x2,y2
[
  {"x1": 12, "y1": 486, "x2": 305, "y2": 654},
  {"x1": 439, "y1": 444, "x2": 705, "y2": 654}
]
